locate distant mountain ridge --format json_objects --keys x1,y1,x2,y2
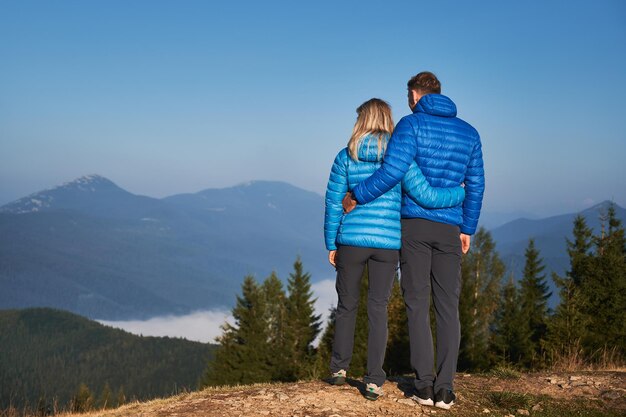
[{"x1": 0, "y1": 175, "x2": 327, "y2": 320}]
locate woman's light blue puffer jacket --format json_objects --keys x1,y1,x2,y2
[{"x1": 324, "y1": 134, "x2": 465, "y2": 251}]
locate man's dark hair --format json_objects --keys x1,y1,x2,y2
[{"x1": 407, "y1": 71, "x2": 441, "y2": 95}]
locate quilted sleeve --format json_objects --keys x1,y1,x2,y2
[
  {"x1": 460, "y1": 138, "x2": 485, "y2": 235},
  {"x1": 324, "y1": 150, "x2": 349, "y2": 250},
  {"x1": 351, "y1": 117, "x2": 417, "y2": 204},
  {"x1": 402, "y1": 161, "x2": 465, "y2": 209}
]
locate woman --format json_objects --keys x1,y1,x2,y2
[{"x1": 324, "y1": 98, "x2": 464, "y2": 400}]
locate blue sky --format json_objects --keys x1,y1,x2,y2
[{"x1": 1, "y1": 0, "x2": 625, "y2": 217}]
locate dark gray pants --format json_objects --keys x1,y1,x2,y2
[
  {"x1": 400, "y1": 218, "x2": 462, "y2": 392},
  {"x1": 330, "y1": 245, "x2": 399, "y2": 386}
]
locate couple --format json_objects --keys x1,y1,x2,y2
[{"x1": 323, "y1": 71, "x2": 484, "y2": 410}]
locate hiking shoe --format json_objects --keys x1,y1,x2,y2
[
  {"x1": 412, "y1": 385, "x2": 434, "y2": 406},
  {"x1": 434, "y1": 388, "x2": 456, "y2": 409},
  {"x1": 364, "y1": 383, "x2": 383, "y2": 401},
  {"x1": 329, "y1": 369, "x2": 346, "y2": 385}
]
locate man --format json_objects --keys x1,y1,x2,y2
[{"x1": 343, "y1": 72, "x2": 484, "y2": 409}]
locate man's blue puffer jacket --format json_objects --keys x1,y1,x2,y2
[
  {"x1": 324, "y1": 134, "x2": 465, "y2": 251},
  {"x1": 351, "y1": 95, "x2": 485, "y2": 235}
]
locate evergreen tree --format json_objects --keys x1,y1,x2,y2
[
  {"x1": 567, "y1": 215, "x2": 594, "y2": 287},
  {"x1": 201, "y1": 276, "x2": 271, "y2": 386},
  {"x1": 458, "y1": 228, "x2": 505, "y2": 371},
  {"x1": 116, "y1": 386, "x2": 126, "y2": 408},
  {"x1": 97, "y1": 383, "x2": 113, "y2": 409},
  {"x1": 384, "y1": 276, "x2": 411, "y2": 375},
  {"x1": 492, "y1": 275, "x2": 528, "y2": 366},
  {"x1": 284, "y1": 257, "x2": 322, "y2": 380},
  {"x1": 262, "y1": 272, "x2": 288, "y2": 380},
  {"x1": 71, "y1": 383, "x2": 94, "y2": 413},
  {"x1": 581, "y1": 204, "x2": 626, "y2": 353},
  {"x1": 544, "y1": 215, "x2": 592, "y2": 355},
  {"x1": 518, "y1": 239, "x2": 551, "y2": 367},
  {"x1": 313, "y1": 307, "x2": 336, "y2": 378}
]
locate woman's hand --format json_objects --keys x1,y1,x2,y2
[
  {"x1": 328, "y1": 250, "x2": 337, "y2": 267},
  {"x1": 460, "y1": 233, "x2": 471, "y2": 254}
]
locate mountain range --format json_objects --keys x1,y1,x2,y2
[
  {"x1": 1, "y1": 175, "x2": 623, "y2": 318},
  {"x1": 0, "y1": 175, "x2": 327, "y2": 320}
]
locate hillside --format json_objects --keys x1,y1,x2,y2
[
  {"x1": 59, "y1": 372, "x2": 625, "y2": 417},
  {"x1": 0, "y1": 308, "x2": 215, "y2": 412},
  {"x1": 0, "y1": 176, "x2": 327, "y2": 320}
]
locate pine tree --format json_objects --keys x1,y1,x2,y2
[
  {"x1": 313, "y1": 306, "x2": 336, "y2": 378},
  {"x1": 200, "y1": 276, "x2": 271, "y2": 386},
  {"x1": 458, "y1": 228, "x2": 505, "y2": 371},
  {"x1": 518, "y1": 239, "x2": 551, "y2": 367},
  {"x1": 284, "y1": 257, "x2": 322, "y2": 380},
  {"x1": 567, "y1": 215, "x2": 594, "y2": 287},
  {"x1": 492, "y1": 275, "x2": 529, "y2": 366},
  {"x1": 262, "y1": 272, "x2": 288, "y2": 380},
  {"x1": 71, "y1": 383, "x2": 94, "y2": 413},
  {"x1": 115, "y1": 386, "x2": 126, "y2": 408},
  {"x1": 97, "y1": 383, "x2": 112, "y2": 409},
  {"x1": 544, "y1": 215, "x2": 592, "y2": 356},
  {"x1": 384, "y1": 276, "x2": 411, "y2": 375},
  {"x1": 581, "y1": 204, "x2": 626, "y2": 353}
]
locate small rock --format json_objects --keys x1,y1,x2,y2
[
  {"x1": 482, "y1": 408, "x2": 491, "y2": 413},
  {"x1": 329, "y1": 415, "x2": 342, "y2": 417},
  {"x1": 258, "y1": 389, "x2": 267, "y2": 395},
  {"x1": 259, "y1": 411, "x2": 270, "y2": 416},
  {"x1": 397, "y1": 398, "x2": 416, "y2": 406},
  {"x1": 277, "y1": 393, "x2": 289, "y2": 401},
  {"x1": 532, "y1": 404, "x2": 543, "y2": 411},
  {"x1": 569, "y1": 376, "x2": 582, "y2": 381},
  {"x1": 505, "y1": 415, "x2": 515, "y2": 417},
  {"x1": 601, "y1": 390, "x2": 623, "y2": 400},
  {"x1": 517, "y1": 410, "x2": 530, "y2": 416},
  {"x1": 549, "y1": 378, "x2": 559, "y2": 384},
  {"x1": 320, "y1": 408, "x2": 331, "y2": 413},
  {"x1": 572, "y1": 381, "x2": 587, "y2": 387},
  {"x1": 463, "y1": 373, "x2": 471, "y2": 377}
]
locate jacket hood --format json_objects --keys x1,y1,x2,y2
[
  {"x1": 414, "y1": 94, "x2": 457, "y2": 117},
  {"x1": 357, "y1": 133, "x2": 390, "y2": 162}
]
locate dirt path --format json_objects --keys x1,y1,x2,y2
[{"x1": 66, "y1": 371, "x2": 625, "y2": 417}]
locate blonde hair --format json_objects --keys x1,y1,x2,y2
[{"x1": 348, "y1": 98, "x2": 394, "y2": 161}]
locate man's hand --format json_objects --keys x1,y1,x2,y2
[
  {"x1": 460, "y1": 233, "x2": 471, "y2": 254},
  {"x1": 342, "y1": 191, "x2": 357, "y2": 213},
  {"x1": 328, "y1": 250, "x2": 337, "y2": 267}
]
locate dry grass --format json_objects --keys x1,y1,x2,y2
[{"x1": 547, "y1": 343, "x2": 625, "y2": 372}]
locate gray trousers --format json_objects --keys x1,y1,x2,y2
[
  {"x1": 330, "y1": 245, "x2": 399, "y2": 386},
  {"x1": 400, "y1": 218, "x2": 462, "y2": 392}
]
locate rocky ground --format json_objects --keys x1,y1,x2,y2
[{"x1": 65, "y1": 371, "x2": 624, "y2": 417}]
